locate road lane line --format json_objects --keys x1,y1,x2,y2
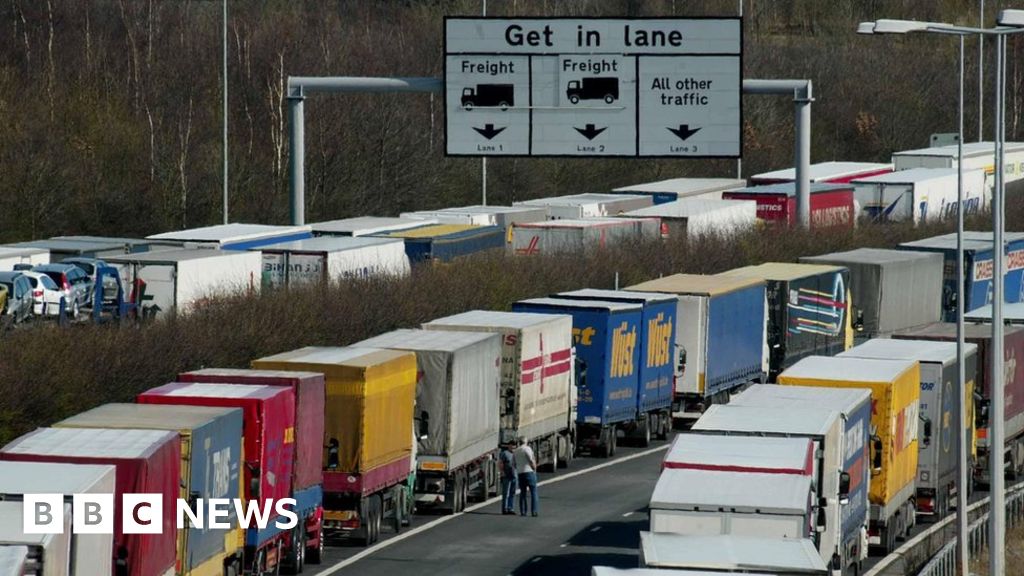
[
  {"x1": 319, "y1": 444, "x2": 670, "y2": 574},
  {"x1": 621, "y1": 511, "x2": 633, "y2": 518}
]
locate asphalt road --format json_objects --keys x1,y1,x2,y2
[{"x1": 307, "y1": 439, "x2": 671, "y2": 576}]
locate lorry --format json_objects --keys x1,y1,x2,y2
[
  {"x1": 800, "y1": 248, "x2": 944, "y2": 338},
  {"x1": 692, "y1": 405, "x2": 855, "y2": 573},
  {"x1": 649, "y1": 468, "x2": 816, "y2": 538},
  {"x1": 239, "y1": 349, "x2": 417, "y2": 547},
  {"x1": 618, "y1": 198, "x2": 757, "y2": 239},
  {"x1": 104, "y1": 248, "x2": 261, "y2": 319},
  {"x1": 638, "y1": 533, "x2": 829, "y2": 575},
  {"x1": 729, "y1": 384, "x2": 873, "y2": 565},
  {"x1": 0, "y1": 247, "x2": 48, "y2": 270},
  {"x1": 423, "y1": 311, "x2": 576, "y2": 469},
  {"x1": 894, "y1": 322, "x2": 1024, "y2": 483},
  {"x1": 510, "y1": 218, "x2": 659, "y2": 256},
  {"x1": 2, "y1": 237, "x2": 179, "y2": 261},
  {"x1": 257, "y1": 236, "x2": 411, "y2": 288},
  {"x1": 611, "y1": 177, "x2": 746, "y2": 204},
  {"x1": 137, "y1": 383, "x2": 298, "y2": 576},
  {"x1": 566, "y1": 77, "x2": 619, "y2": 104},
  {"x1": 627, "y1": 274, "x2": 767, "y2": 423},
  {"x1": 147, "y1": 223, "x2": 313, "y2": 250},
  {"x1": 851, "y1": 168, "x2": 987, "y2": 224},
  {"x1": 352, "y1": 329, "x2": 501, "y2": 513},
  {"x1": 309, "y1": 217, "x2": 435, "y2": 238},
  {"x1": 55, "y1": 404, "x2": 246, "y2": 576},
  {"x1": 750, "y1": 162, "x2": 894, "y2": 185},
  {"x1": 721, "y1": 183, "x2": 855, "y2": 228},
  {"x1": 514, "y1": 193, "x2": 653, "y2": 220},
  {"x1": 839, "y1": 338, "x2": 978, "y2": 518},
  {"x1": 461, "y1": 84, "x2": 514, "y2": 109},
  {"x1": 0, "y1": 461, "x2": 115, "y2": 576},
  {"x1": 891, "y1": 141, "x2": 1024, "y2": 191},
  {"x1": 0, "y1": 427, "x2": 180, "y2": 576},
  {"x1": 511, "y1": 298, "x2": 641, "y2": 457},
  {"x1": 373, "y1": 224, "x2": 505, "y2": 263},
  {"x1": 720, "y1": 263, "x2": 854, "y2": 381},
  {"x1": 777, "y1": 356, "x2": 921, "y2": 554},
  {"x1": 554, "y1": 289, "x2": 676, "y2": 443},
  {"x1": 898, "y1": 231, "x2": 1024, "y2": 321},
  {"x1": 0, "y1": 501, "x2": 71, "y2": 576},
  {"x1": 663, "y1": 434, "x2": 815, "y2": 476},
  {"x1": 401, "y1": 205, "x2": 548, "y2": 233}
]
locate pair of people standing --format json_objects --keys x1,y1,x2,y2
[{"x1": 499, "y1": 437, "x2": 539, "y2": 516}]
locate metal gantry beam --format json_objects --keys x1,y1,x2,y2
[{"x1": 286, "y1": 77, "x2": 814, "y2": 228}]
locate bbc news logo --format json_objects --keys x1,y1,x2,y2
[{"x1": 22, "y1": 495, "x2": 298, "y2": 534}]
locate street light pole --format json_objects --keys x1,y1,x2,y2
[
  {"x1": 955, "y1": 33, "x2": 969, "y2": 576},
  {"x1": 223, "y1": 0, "x2": 229, "y2": 224},
  {"x1": 979, "y1": 0, "x2": 985, "y2": 142},
  {"x1": 481, "y1": 0, "x2": 488, "y2": 206}
]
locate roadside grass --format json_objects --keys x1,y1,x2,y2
[
  {"x1": 0, "y1": 201, "x2": 1018, "y2": 446},
  {"x1": 970, "y1": 522, "x2": 1024, "y2": 575}
]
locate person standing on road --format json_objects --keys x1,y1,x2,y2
[
  {"x1": 515, "y1": 436, "x2": 538, "y2": 517},
  {"x1": 499, "y1": 441, "x2": 518, "y2": 515}
]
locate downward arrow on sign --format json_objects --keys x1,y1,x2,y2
[
  {"x1": 667, "y1": 125, "x2": 702, "y2": 141},
  {"x1": 473, "y1": 124, "x2": 507, "y2": 140},
  {"x1": 574, "y1": 124, "x2": 608, "y2": 141}
]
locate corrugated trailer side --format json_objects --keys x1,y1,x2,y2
[
  {"x1": 0, "y1": 428, "x2": 180, "y2": 576},
  {"x1": 55, "y1": 404, "x2": 245, "y2": 576}
]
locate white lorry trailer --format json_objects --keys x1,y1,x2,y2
[
  {"x1": 0, "y1": 501, "x2": 72, "y2": 576},
  {"x1": 0, "y1": 461, "x2": 116, "y2": 576},
  {"x1": 353, "y1": 329, "x2": 502, "y2": 513},
  {"x1": 258, "y1": 236, "x2": 410, "y2": 287},
  {"x1": 514, "y1": 193, "x2": 653, "y2": 219},
  {"x1": 851, "y1": 168, "x2": 986, "y2": 224},
  {"x1": 423, "y1": 311, "x2": 576, "y2": 470},
  {"x1": 639, "y1": 533, "x2": 829, "y2": 575},
  {"x1": 650, "y1": 468, "x2": 816, "y2": 538}
]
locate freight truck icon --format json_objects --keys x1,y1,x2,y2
[
  {"x1": 566, "y1": 77, "x2": 619, "y2": 104},
  {"x1": 461, "y1": 84, "x2": 514, "y2": 110}
]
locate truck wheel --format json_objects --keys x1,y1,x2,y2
[
  {"x1": 609, "y1": 429, "x2": 618, "y2": 457},
  {"x1": 557, "y1": 435, "x2": 571, "y2": 469},
  {"x1": 604, "y1": 94, "x2": 615, "y2": 104},
  {"x1": 499, "y1": 101, "x2": 510, "y2": 111},
  {"x1": 460, "y1": 471, "x2": 470, "y2": 511},
  {"x1": 306, "y1": 529, "x2": 324, "y2": 565},
  {"x1": 638, "y1": 418, "x2": 651, "y2": 448},
  {"x1": 280, "y1": 528, "x2": 303, "y2": 574},
  {"x1": 569, "y1": 95, "x2": 580, "y2": 104},
  {"x1": 463, "y1": 102, "x2": 474, "y2": 111},
  {"x1": 657, "y1": 412, "x2": 670, "y2": 440},
  {"x1": 452, "y1": 473, "x2": 464, "y2": 514},
  {"x1": 393, "y1": 486, "x2": 405, "y2": 533}
]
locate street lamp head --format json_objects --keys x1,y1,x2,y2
[
  {"x1": 856, "y1": 22, "x2": 876, "y2": 35},
  {"x1": 998, "y1": 9, "x2": 1024, "y2": 27},
  {"x1": 872, "y1": 19, "x2": 932, "y2": 34}
]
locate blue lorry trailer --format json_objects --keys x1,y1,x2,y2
[{"x1": 554, "y1": 288, "x2": 676, "y2": 444}]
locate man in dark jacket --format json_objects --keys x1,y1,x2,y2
[{"x1": 499, "y1": 441, "x2": 518, "y2": 515}]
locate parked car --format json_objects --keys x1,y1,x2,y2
[
  {"x1": 62, "y1": 257, "x2": 116, "y2": 301},
  {"x1": 20, "y1": 271, "x2": 66, "y2": 317},
  {"x1": 32, "y1": 264, "x2": 89, "y2": 316},
  {"x1": 0, "y1": 272, "x2": 34, "y2": 324}
]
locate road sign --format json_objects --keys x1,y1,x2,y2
[{"x1": 444, "y1": 17, "x2": 742, "y2": 158}]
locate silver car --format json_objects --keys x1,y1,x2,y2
[
  {"x1": 32, "y1": 264, "x2": 90, "y2": 317},
  {"x1": 0, "y1": 271, "x2": 34, "y2": 324}
]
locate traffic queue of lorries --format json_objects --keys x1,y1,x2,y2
[{"x1": 2, "y1": 229, "x2": 1024, "y2": 576}]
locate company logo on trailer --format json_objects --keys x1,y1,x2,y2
[
  {"x1": 22, "y1": 494, "x2": 298, "y2": 534},
  {"x1": 973, "y1": 249, "x2": 1024, "y2": 281},
  {"x1": 610, "y1": 321, "x2": 637, "y2": 378},
  {"x1": 645, "y1": 312, "x2": 673, "y2": 369}
]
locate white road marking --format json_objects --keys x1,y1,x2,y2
[
  {"x1": 318, "y1": 443, "x2": 670, "y2": 574},
  {"x1": 589, "y1": 526, "x2": 602, "y2": 532},
  {"x1": 621, "y1": 511, "x2": 634, "y2": 518},
  {"x1": 559, "y1": 543, "x2": 568, "y2": 548}
]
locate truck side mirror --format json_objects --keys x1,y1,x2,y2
[
  {"x1": 853, "y1": 310, "x2": 865, "y2": 333},
  {"x1": 921, "y1": 416, "x2": 933, "y2": 448},
  {"x1": 871, "y1": 434, "x2": 883, "y2": 476},
  {"x1": 575, "y1": 358, "x2": 588, "y2": 389},
  {"x1": 816, "y1": 507, "x2": 827, "y2": 533},
  {"x1": 838, "y1": 472, "x2": 851, "y2": 505},
  {"x1": 830, "y1": 553, "x2": 843, "y2": 576},
  {"x1": 418, "y1": 410, "x2": 430, "y2": 440},
  {"x1": 976, "y1": 395, "x2": 990, "y2": 428}
]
